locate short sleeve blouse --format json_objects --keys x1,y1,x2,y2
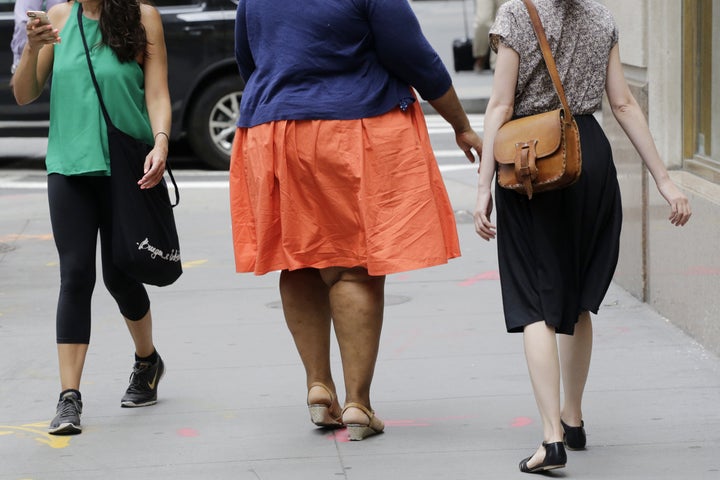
[{"x1": 490, "y1": 0, "x2": 618, "y2": 117}]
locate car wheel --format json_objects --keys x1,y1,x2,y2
[{"x1": 187, "y1": 76, "x2": 244, "y2": 170}]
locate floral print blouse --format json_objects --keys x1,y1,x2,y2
[{"x1": 490, "y1": 0, "x2": 618, "y2": 117}]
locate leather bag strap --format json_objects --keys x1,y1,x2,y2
[{"x1": 521, "y1": 0, "x2": 572, "y2": 123}]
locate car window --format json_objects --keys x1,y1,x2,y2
[{"x1": 0, "y1": 0, "x2": 14, "y2": 14}]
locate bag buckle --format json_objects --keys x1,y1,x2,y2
[{"x1": 514, "y1": 141, "x2": 538, "y2": 199}]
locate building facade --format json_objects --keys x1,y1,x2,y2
[{"x1": 602, "y1": 0, "x2": 720, "y2": 355}]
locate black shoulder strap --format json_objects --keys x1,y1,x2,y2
[
  {"x1": 76, "y1": 4, "x2": 179, "y2": 207},
  {"x1": 77, "y1": 3, "x2": 113, "y2": 129}
]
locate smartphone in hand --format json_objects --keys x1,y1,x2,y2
[{"x1": 26, "y1": 10, "x2": 50, "y2": 25}]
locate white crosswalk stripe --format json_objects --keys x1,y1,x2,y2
[{"x1": 424, "y1": 114, "x2": 484, "y2": 134}]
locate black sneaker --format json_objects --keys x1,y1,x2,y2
[
  {"x1": 48, "y1": 390, "x2": 82, "y2": 435},
  {"x1": 121, "y1": 355, "x2": 165, "y2": 407}
]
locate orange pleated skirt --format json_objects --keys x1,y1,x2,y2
[{"x1": 229, "y1": 101, "x2": 460, "y2": 276}]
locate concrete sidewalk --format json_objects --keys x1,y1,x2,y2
[{"x1": 0, "y1": 183, "x2": 718, "y2": 480}]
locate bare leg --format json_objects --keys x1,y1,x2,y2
[
  {"x1": 57, "y1": 343, "x2": 89, "y2": 391},
  {"x1": 559, "y1": 311, "x2": 592, "y2": 426},
  {"x1": 522, "y1": 321, "x2": 563, "y2": 468},
  {"x1": 279, "y1": 269, "x2": 340, "y2": 413},
  {"x1": 124, "y1": 308, "x2": 155, "y2": 358},
  {"x1": 320, "y1": 267, "x2": 384, "y2": 414}
]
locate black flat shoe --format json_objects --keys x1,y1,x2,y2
[
  {"x1": 561, "y1": 419, "x2": 587, "y2": 450},
  {"x1": 519, "y1": 441, "x2": 567, "y2": 474}
]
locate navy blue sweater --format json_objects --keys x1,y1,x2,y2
[{"x1": 235, "y1": 0, "x2": 452, "y2": 127}]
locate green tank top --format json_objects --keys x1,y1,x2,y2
[{"x1": 46, "y1": 2, "x2": 153, "y2": 176}]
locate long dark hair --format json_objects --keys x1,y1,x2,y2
[{"x1": 99, "y1": 0, "x2": 147, "y2": 62}]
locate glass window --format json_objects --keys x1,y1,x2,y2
[{"x1": 683, "y1": 0, "x2": 720, "y2": 182}]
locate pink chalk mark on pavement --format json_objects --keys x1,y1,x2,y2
[
  {"x1": 328, "y1": 429, "x2": 351, "y2": 442},
  {"x1": 460, "y1": 271, "x2": 500, "y2": 286},
  {"x1": 177, "y1": 428, "x2": 199, "y2": 437},
  {"x1": 685, "y1": 266, "x2": 720, "y2": 276},
  {"x1": 511, "y1": 417, "x2": 533, "y2": 428}
]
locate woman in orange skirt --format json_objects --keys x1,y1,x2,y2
[{"x1": 232, "y1": 0, "x2": 482, "y2": 440}]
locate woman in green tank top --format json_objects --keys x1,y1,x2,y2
[{"x1": 13, "y1": 0, "x2": 172, "y2": 435}]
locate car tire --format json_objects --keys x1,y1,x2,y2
[{"x1": 186, "y1": 76, "x2": 244, "y2": 170}]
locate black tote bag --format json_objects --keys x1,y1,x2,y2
[
  {"x1": 106, "y1": 125, "x2": 182, "y2": 286},
  {"x1": 78, "y1": 5, "x2": 182, "y2": 286}
]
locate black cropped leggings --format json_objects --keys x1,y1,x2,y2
[{"x1": 48, "y1": 174, "x2": 150, "y2": 344}]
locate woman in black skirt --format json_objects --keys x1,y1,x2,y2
[{"x1": 473, "y1": 0, "x2": 691, "y2": 473}]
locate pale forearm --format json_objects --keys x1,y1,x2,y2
[
  {"x1": 612, "y1": 98, "x2": 670, "y2": 184},
  {"x1": 478, "y1": 101, "x2": 513, "y2": 190}
]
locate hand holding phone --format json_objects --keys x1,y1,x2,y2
[
  {"x1": 26, "y1": 10, "x2": 50, "y2": 25},
  {"x1": 25, "y1": 10, "x2": 60, "y2": 47}
]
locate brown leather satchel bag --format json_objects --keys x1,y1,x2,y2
[{"x1": 494, "y1": 0, "x2": 581, "y2": 200}]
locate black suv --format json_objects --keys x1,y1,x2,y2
[{"x1": 0, "y1": 0, "x2": 243, "y2": 169}]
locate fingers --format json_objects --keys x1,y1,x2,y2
[
  {"x1": 473, "y1": 214, "x2": 496, "y2": 241},
  {"x1": 474, "y1": 221, "x2": 496, "y2": 241},
  {"x1": 464, "y1": 143, "x2": 483, "y2": 163},
  {"x1": 657, "y1": 181, "x2": 691, "y2": 227},
  {"x1": 138, "y1": 154, "x2": 166, "y2": 189},
  {"x1": 27, "y1": 22, "x2": 59, "y2": 46},
  {"x1": 26, "y1": 20, "x2": 45, "y2": 35},
  {"x1": 669, "y1": 200, "x2": 692, "y2": 227},
  {"x1": 457, "y1": 132, "x2": 482, "y2": 164},
  {"x1": 666, "y1": 192, "x2": 692, "y2": 227},
  {"x1": 138, "y1": 171, "x2": 163, "y2": 189},
  {"x1": 464, "y1": 149, "x2": 476, "y2": 163}
]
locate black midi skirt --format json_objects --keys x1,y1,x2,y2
[{"x1": 495, "y1": 114, "x2": 622, "y2": 335}]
